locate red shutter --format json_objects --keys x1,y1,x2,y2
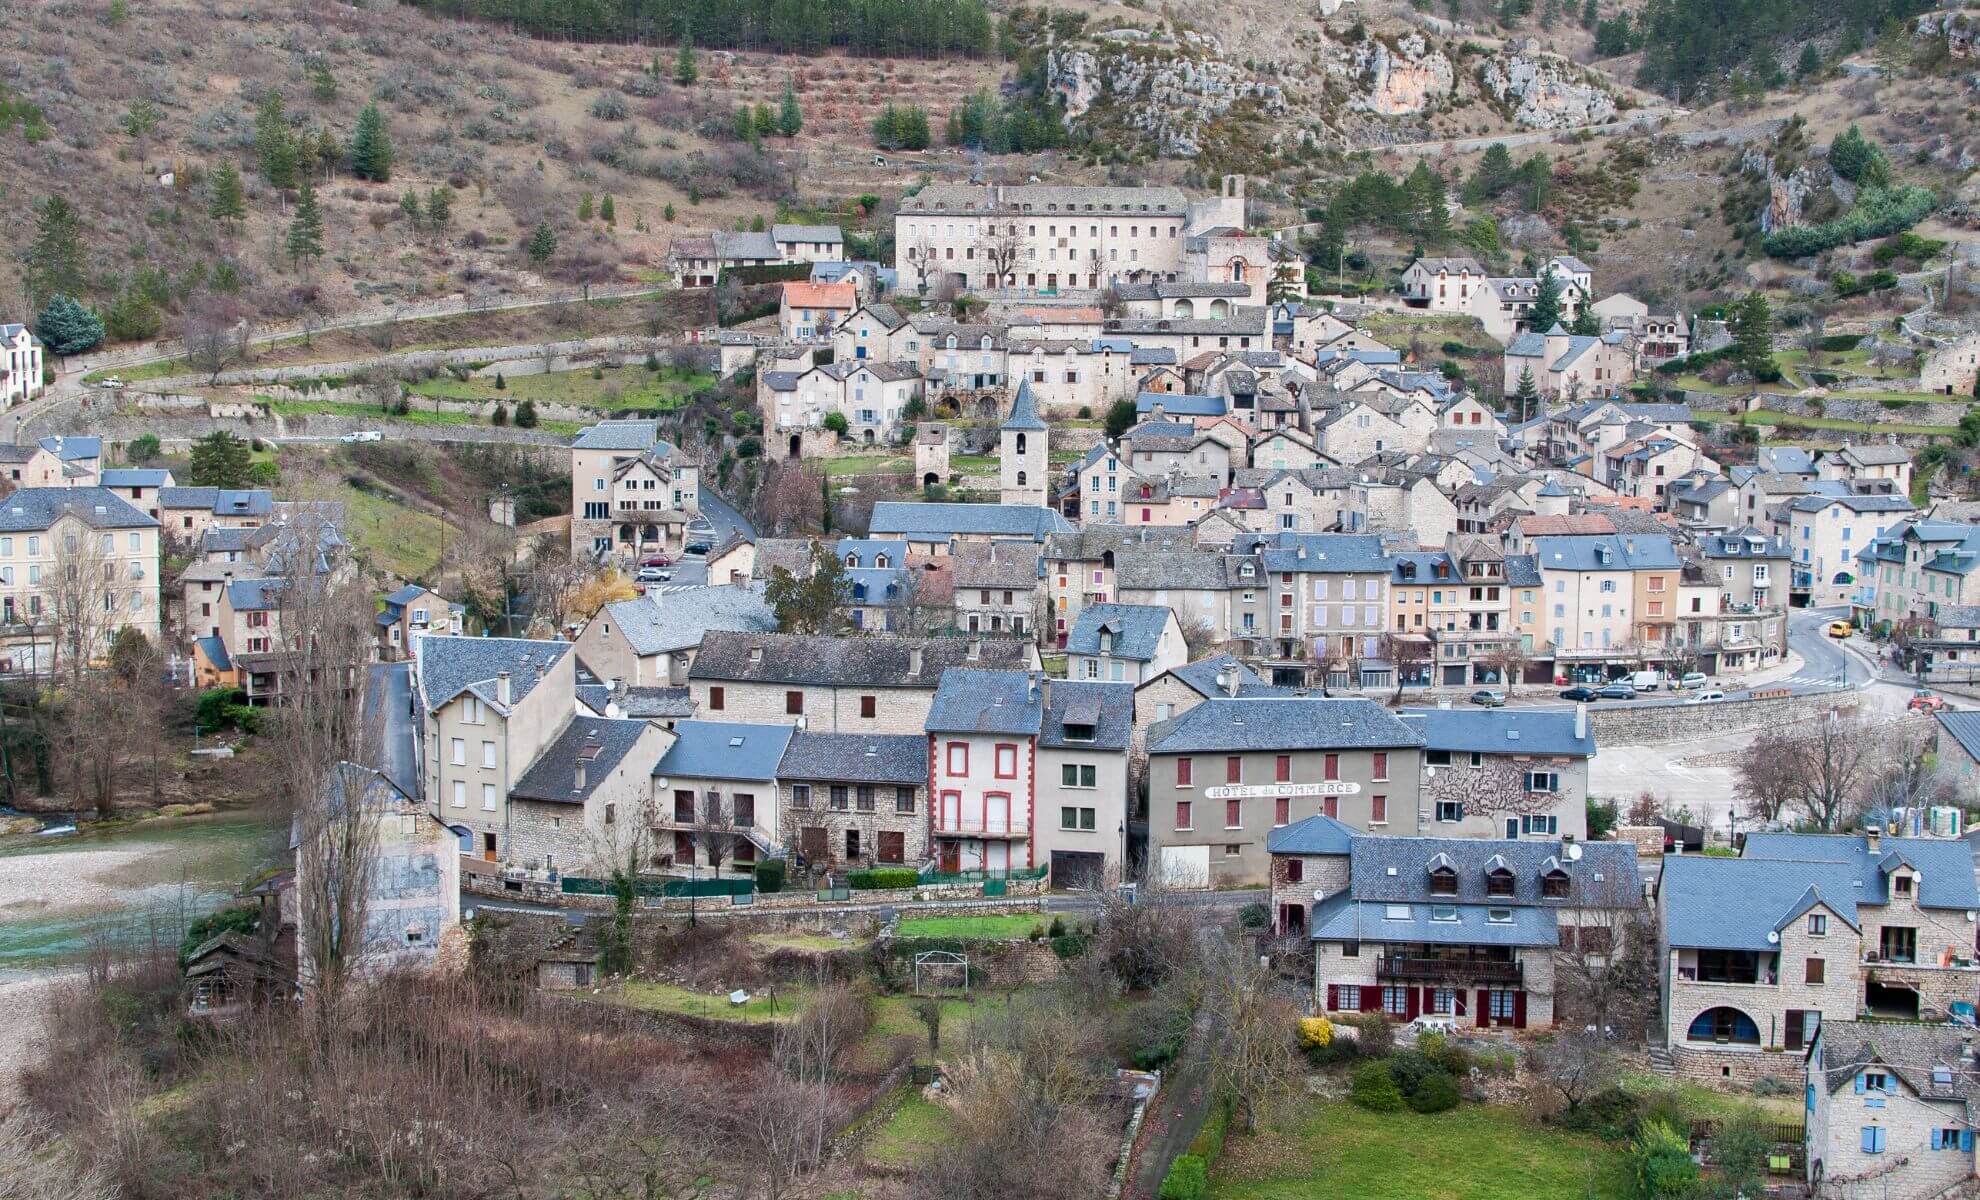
[
  {"x1": 1324, "y1": 753, "x2": 1339, "y2": 781},
  {"x1": 1476, "y1": 989, "x2": 1490, "y2": 1027},
  {"x1": 1513, "y1": 991, "x2": 1528, "y2": 1030},
  {"x1": 1453, "y1": 989, "x2": 1467, "y2": 1017},
  {"x1": 1326, "y1": 984, "x2": 1339, "y2": 1012},
  {"x1": 1276, "y1": 754, "x2": 1291, "y2": 782},
  {"x1": 1275, "y1": 797, "x2": 1290, "y2": 826},
  {"x1": 1285, "y1": 858, "x2": 1304, "y2": 882},
  {"x1": 1323, "y1": 795, "x2": 1338, "y2": 819},
  {"x1": 1360, "y1": 986, "x2": 1380, "y2": 1013},
  {"x1": 1405, "y1": 988, "x2": 1421, "y2": 1020}
]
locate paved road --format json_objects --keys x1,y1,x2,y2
[
  {"x1": 364, "y1": 662, "x2": 418, "y2": 799},
  {"x1": 696, "y1": 488, "x2": 757, "y2": 548}
]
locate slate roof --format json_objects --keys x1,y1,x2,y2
[
  {"x1": 925, "y1": 668, "x2": 1043, "y2": 736},
  {"x1": 1345, "y1": 836, "x2": 1642, "y2": 908},
  {"x1": 689, "y1": 631, "x2": 1027, "y2": 688},
  {"x1": 1395, "y1": 708, "x2": 1596, "y2": 757},
  {"x1": 1041, "y1": 680, "x2": 1133, "y2": 751},
  {"x1": 0, "y1": 487, "x2": 157, "y2": 532},
  {"x1": 1660, "y1": 855, "x2": 1867, "y2": 950},
  {"x1": 1502, "y1": 553, "x2": 1541, "y2": 587},
  {"x1": 1839, "y1": 442, "x2": 1913, "y2": 466},
  {"x1": 1113, "y1": 280, "x2": 1253, "y2": 299},
  {"x1": 1135, "y1": 391, "x2": 1227, "y2": 417},
  {"x1": 1698, "y1": 528, "x2": 1791, "y2": 559},
  {"x1": 1938, "y1": 606, "x2": 1980, "y2": 631},
  {"x1": 1309, "y1": 893, "x2": 1562, "y2": 947},
  {"x1": 762, "y1": 370, "x2": 801, "y2": 393},
  {"x1": 1817, "y1": 1020, "x2": 1980, "y2": 1103},
  {"x1": 582, "y1": 685, "x2": 696, "y2": 719},
  {"x1": 1130, "y1": 348, "x2": 1178, "y2": 366},
  {"x1": 414, "y1": 636, "x2": 573, "y2": 714},
  {"x1": 596, "y1": 584, "x2": 777, "y2": 658},
  {"x1": 38, "y1": 435, "x2": 99, "y2": 460},
  {"x1": 898, "y1": 183, "x2": 1188, "y2": 215},
  {"x1": 1265, "y1": 813, "x2": 1356, "y2": 855},
  {"x1": 225, "y1": 578, "x2": 284, "y2": 612},
  {"x1": 1741, "y1": 831, "x2": 1980, "y2": 911},
  {"x1": 1002, "y1": 379, "x2": 1047, "y2": 432},
  {"x1": 571, "y1": 420, "x2": 664, "y2": 452},
  {"x1": 1756, "y1": 446, "x2": 1817, "y2": 475},
  {"x1": 1248, "y1": 532, "x2": 1392, "y2": 574},
  {"x1": 868, "y1": 502, "x2": 1071, "y2": 542},
  {"x1": 1156, "y1": 654, "x2": 1286, "y2": 700},
  {"x1": 777, "y1": 731, "x2": 928, "y2": 784},
  {"x1": 771, "y1": 223, "x2": 843, "y2": 244},
  {"x1": 509, "y1": 717, "x2": 656, "y2": 804},
  {"x1": 1066, "y1": 603, "x2": 1174, "y2": 662},
  {"x1": 100, "y1": 469, "x2": 172, "y2": 488},
  {"x1": 655, "y1": 720, "x2": 794, "y2": 782},
  {"x1": 195, "y1": 635, "x2": 231, "y2": 672},
  {"x1": 711, "y1": 230, "x2": 780, "y2": 260},
  {"x1": 1784, "y1": 494, "x2": 1915, "y2": 515},
  {"x1": 1531, "y1": 533, "x2": 1680, "y2": 572},
  {"x1": 950, "y1": 540, "x2": 1042, "y2": 590},
  {"x1": 1146, "y1": 697, "x2": 1425, "y2": 755}
]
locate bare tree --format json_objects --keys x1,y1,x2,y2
[
  {"x1": 1734, "y1": 726, "x2": 1804, "y2": 824},
  {"x1": 0, "y1": 1111, "x2": 115, "y2": 1200},
  {"x1": 1480, "y1": 640, "x2": 1532, "y2": 691},
  {"x1": 1378, "y1": 631, "x2": 1433, "y2": 704},
  {"x1": 1787, "y1": 708, "x2": 1879, "y2": 830},
  {"x1": 973, "y1": 225, "x2": 1023, "y2": 290},
  {"x1": 736, "y1": 1067, "x2": 835, "y2": 1200},
  {"x1": 47, "y1": 515, "x2": 119, "y2": 686},
  {"x1": 692, "y1": 790, "x2": 742, "y2": 874},
  {"x1": 1189, "y1": 934, "x2": 1305, "y2": 1135},
  {"x1": 1526, "y1": 1029, "x2": 1620, "y2": 1116},
  {"x1": 751, "y1": 460, "x2": 825, "y2": 536},
  {"x1": 180, "y1": 294, "x2": 252, "y2": 384},
  {"x1": 1552, "y1": 908, "x2": 1659, "y2": 1038},
  {"x1": 556, "y1": 240, "x2": 619, "y2": 303},
  {"x1": 1180, "y1": 615, "x2": 1220, "y2": 661}
]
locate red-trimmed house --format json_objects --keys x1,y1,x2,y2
[
  {"x1": 924, "y1": 668, "x2": 1044, "y2": 874},
  {"x1": 1269, "y1": 818, "x2": 1642, "y2": 1030}
]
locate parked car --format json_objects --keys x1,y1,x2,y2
[
  {"x1": 94, "y1": 377, "x2": 125, "y2": 390},
  {"x1": 1684, "y1": 690, "x2": 1727, "y2": 705},
  {"x1": 1629, "y1": 670, "x2": 1663, "y2": 692},
  {"x1": 683, "y1": 542, "x2": 712, "y2": 556},
  {"x1": 341, "y1": 430, "x2": 383, "y2": 443},
  {"x1": 1596, "y1": 683, "x2": 1638, "y2": 700},
  {"x1": 1827, "y1": 620, "x2": 1852, "y2": 639},
  {"x1": 635, "y1": 566, "x2": 672, "y2": 583},
  {"x1": 639, "y1": 554, "x2": 672, "y2": 568},
  {"x1": 1909, "y1": 692, "x2": 1951, "y2": 713},
  {"x1": 1677, "y1": 672, "x2": 1709, "y2": 691},
  {"x1": 1558, "y1": 686, "x2": 1599, "y2": 702},
  {"x1": 1468, "y1": 689, "x2": 1507, "y2": 707}
]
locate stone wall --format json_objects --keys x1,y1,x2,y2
[
  {"x1": 1589, "y1": 689, "x2": 1863, "y2": 746},
  {"x1": 883, "y1": 933, "x2": 1067, "y2": 988},
  {"x1": 1670, "y1": 1043, "x2": 1804, "y2": 1089}
]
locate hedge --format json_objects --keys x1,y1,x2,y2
[
  {"x1": 1763, "y1": 185, "x2": 1938, "y2": 259},
  {"x1": 848, "y1": 867, "x2": 920, "y2": 890},
  {"x1": 1158, "y1": 1154, "x2": 1207, "y2": 1200},
  {"x1": 754, "y1": 860, "x2": 785, "y2": 894}
]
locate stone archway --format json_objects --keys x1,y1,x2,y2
[{"x1": 788, "y1": 433, "x2": 802, "y2": 459}]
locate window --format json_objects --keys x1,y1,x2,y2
[
  {"x1": 1061, "y1": 763, "x2": 1096, "y2": 788},
  {"x1": 1541, "y1": 873, "x2": 1570, "y2": 898},
  {"x1": 1429, "y1": 868, "x2": 1458, "y2": 896},
  {"x1": 450, "y1": 738, "x2": 465, "y2": 766},
  {"x1": 830, "y1": 785, "x2": 849, "y2": 811},
  {"x1": 451, "y1": 780, "x2": 465, "y2": 808},
  {"x1": 1176, "y1": 757, "x2": 1193, "y2": 787},
  {"x1": 709, "y1": 686, "x2": 725, "y2": 711},
  {"x1": 1226, "y1": 756, "x2": 1243, "y2": 784},
  {"x1": 1284, "y1": 858, "x2": 1304, "y2": 883},
  {"x1": 1488, "y1": 990, "x2": 1517, "y2": 1019},
  {"x1": 1524, "y1": 771, "x2": 1559, "y2": 793},
  {"x1": 1382, "y1": 986, "x2": 1409, "y2": 1016},
  {"x1": 482, "y1": 741, "x2": 496, "y2": 769},
  {"x1": 947, "y1": 743, "x2": 968, "y2": 775},
  {"x1": 1806, "y1": 957, "x2": 1825, "y2": 985},
  {"x1": 1808, "y1": 913, "x2": 1827, "y2": 936},
  {"x1": 1426, "y1": 749, "x2": 1451, "y2": 766},
  {"x1": 1061, "y1": 806, "x2": 1096, "y2": 830},
  {"x1": 1275, "y1": 755, "x2": 1290, "y2": 782},
  {"x1": 1521, "y1": 814, "x2": 1558, "y2": 835},
  {"x1": 1880, "y1": 927, "x2": 1917, "y2": 963},
  {"x1": 860, "y1": 695, "x2": 877, "y2": 719},
  {"x1": 1431, "y1": 905, "x2": 1459, "y2": 922},
  {"x1": 896, "y1": 787, "x2": 915, "y2": 814},
  {"x1": 1486, "y1": 870, "x2": 1514, "y2": 897},
  {"x1": 1275, "y1": 797, "x2": 1290, "y2": 827},
  {"x1": 1933, "y1": 1130, "x2": 1973, "y2": 1152},
  {"x1": 1486, "y1": 908, "x2": 1513, "y2": 925},
  {"x1": 1861, "y1": 1127, "x2": 1887, "y2": 1155},
  {"x1": 1324, "y1": 753, "x2": 1339, "y2": 781},
  {"x1": 1225, "y1": 799, "x2": 1242, "y2": 829},
  {"x1": 1175, "y1": 801, "x2": 1193, "y2": 830},
  {"x1": 1371, "y1": 794, "x2": 1387, "y2": 824},
  {"x1": 481, "y1": 784, "x2": 496, "y2": 811},
  {"x1": 995, "y1": 744, "x2": 1017, "y2": 778},
  {"x1": 792, "y1": 784, "x2": 811, "y2": 809},
  {"x1": 1372, "y1": 752, "x2": 1388, "y2": 782},
  {"x1": 1895, "y1": 874, "x2": 1913, "y2": 897},
  {"x1": 1435, "y1": 800, "x2": 1463, "y2": 823}
]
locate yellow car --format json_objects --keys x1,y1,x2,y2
[{"x1": 1827, "y1": 621, "x2": 1852, "y2": 639}]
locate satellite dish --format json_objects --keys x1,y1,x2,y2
[
  {"x1": 1312, "y1": 888, "x2": 1328, "y2": 902},
  {"x1": 1565, "y1": 842, "x2": 1583, "y2": 862},
  {"x1": 1766, "y1": 930, "x2": 1780, "y2": 944}
]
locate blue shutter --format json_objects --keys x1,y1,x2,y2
[
  {"x1": 1963, "y1": 1131, "x2": 1974, "y2": 1153},
  {"x1": 1856, "y1": 1074, "x2": 1868, "y2": 1095},
  {"x1": 1933, "y1": 1130, "x2": 1944, "y2": 1151},
  {"x1": 1875, "y1": 1128, "x2": 1888, "y2": 1153},
  {"x1": 1806, "y1": 1085, "x2": 1816, "y2": 1112},
  {"x1": 1886, "y1": 1076, "x2": 1900, "y2": 1095},
  {"x1": 1863, "y1": 1127, "x2": 1878, "y2": 1153}
]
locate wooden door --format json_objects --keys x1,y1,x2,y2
[
  {"x1": 482, "y1": 832, "x2": 497, "y2": 862},
  {"x1": 939, "y1": 841, "x2": 960, "y2": 873},
  {"x1": 800, "y1": 826, "x2": 827, "y2": 867}
]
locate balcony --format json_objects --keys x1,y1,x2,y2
[
  {"x1": 932, "y1": 815, "x2": 1031, "y2": 837},
  {"x1": 1378, "y1": 956, "x2": 1523, "y2": 985}
]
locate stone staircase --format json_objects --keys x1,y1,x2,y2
[{"x1": 1645, "y1": 1046, "x2": 1678, "y2": 1078}]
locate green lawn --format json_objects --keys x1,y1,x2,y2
[
  {"x1": 823, "y1": 453, "x2": 912, "y2": 477},
  {"x1": 863, "y1": 1091, "x2": 953, "y2": 1169},
  {"x1": 262, "y1": 396, "x2": 582, "y2": 437},
  {"x1": 894, "y1": 914, "x2": 1051, "y2": 940},
  {"x1": 406, "y1": 364, "x2": 712, "y2": 413},
  {"x1": 336, "y1": 485, "x2": 454, "y2": 580},
  {"x1": 604, "y1": 980, "x2": 811, "y2": 1022},
  {"x1": 1692, "y1": 409, "x2": 1955, "y2": 436},
  {"x1": 747, "y1": 930, "x2": 873, "y2": 953},
  {"x1": 1617, "y1": 1071, "x2": 1802, "y2": 1123},
  {"x1": 867, "y1": 994, "x2": 982, "y2": 1061},
  {"x1": 1209, "y1": 1101, "x2": 1629, "y2": 1200}
]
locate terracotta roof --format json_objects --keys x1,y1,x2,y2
[
  {"x1": 1514, "y1": 513, "x2": 1616, "y2": 536},
  {"x1": 780, "y1": 281, "x2": 857, "y2": 310}
]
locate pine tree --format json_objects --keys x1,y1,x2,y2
[
  {"x1": 491, "y1": 402, "x2": 509, "y2": 426},
  {"x1": 35, "y1": 295, "x2": 105, "y2": 356},
  {"x1": 349, "y1": 103, "x2": 393, "y2": 182},
  {"x1": 315, "y1": 129, "x2": 342, "y2": 180},
  {"x1": 286, "y1": 180, "x2": 325, "y2": 271},
  {"x1": 734, "y1": 105, "x2": 758, "y2": 146},
  {"x1": 1795, "y1": 42, "x2": 1822, "y2": 80},
  {"x1": 753, "y1": 103, "x2": 776, "y2": 141},
  {"x1": 309, "y1": 58, "x2": 339, "y2": 104},
  {"x1": 578, "y1": 191, "x2": 594, "y2": 222},
  {"x1": 105, "y1": 0, "x2": 129, "y2": 25},
  {"x1": 1465, "y1": 143, "x2": 1517, "y2": 202},
  {"x1": 103, "y1": 287, "x2": 162, "y2": 342},
  {"x1": 1570, "y1": 304, "x2": 1601, "y2": 336},
  {"x1": 208, "y1": 162, "x2": 246, "y2": 229},
  {"x1": 1581, "y1": 0, "x2": 1597, "y2": 22},
  {"x1": 1405, "y1": 160, "x2": 1450, "y2": 242},
  {"x1": 663, "y1": 203, "x2": 677, "y2": 222},
  {"x1": 23, "y1": 195, "x2": 86, "y2": 312},
  {"x1": 1528, "y1": 269, "x2": 1564, "y2": 332},
  {"x1": 526, "y1": 222, "x2": 557, "y2": 265},
  {"x1": 121, "y1": 98, "x2": 162, "y2": 154},
  {"x1": 189, "y1": 431, "x2": 253, "y2": 489},
  {"x1": 401, "y1": 189, "x2": 423, "y2": 230},
  {"x1": 514, "y1": 399, "x2": 539, "y2": 428},
  {"x1": 1730, "y1": 291, "x2": 1775, "y2": 375},
  {"x1": 674, "y1": 37, "x2": 698, "y2": 86},
  {"x1": 778, "y1": 79, "x2": 802, "y2": 137},
  {"x1": 1516, "y1": 153, "x2": 1552, "y2": 212},
  {"x1": 600, "y1": 194, "x2": 615, "y2": 226},
  {"x1": 425, "y1": 186, "x2": 454, "y2": 231},
  {"x1": 1512, "y1": 367, "x2": 1540, "y2": 421},
  {"x1": 254, "y1": 91, "x2": 297, "y2": 189}
]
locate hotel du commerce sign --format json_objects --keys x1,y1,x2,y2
[{"x1": 1202, "y1": 781, "x2": 1363, "y2": 800}]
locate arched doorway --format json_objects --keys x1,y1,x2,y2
[
  {"x1": 1686, "y1": 1007, "x2": 1760, "y2": 1045},
  {"x1": 923, "y1": 472, "x2": 938, "y2": 488},
  {"x1": 788, "y1": 433, "x2": 802, "y2": 459}
]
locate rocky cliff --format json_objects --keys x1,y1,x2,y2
[
  {"x1": 1478, "y1": 47, "x2": 1618, "y2": 129},
  {"x1": 1343, "y1": 33, "x2": 1456, "y2": 117},
  {"x1": 1049, "y1": 32, "x2": 1288, "y2": 159}
]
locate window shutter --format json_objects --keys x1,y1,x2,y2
[
  {"x1": 1856, "y1": 1074, "x2": 1868, "y2": 1096},
  {"x1": 1326, "y1": 984, "x2": 1338, "y2": 1012},
  {"x1": 1961, "y1": 1130, "x2": 1973, "y2": 1152},
  {"x1": 1805, "y1": 1085, "x2": 1816, "y2": 1113},
  {"x1": 1512, "y1": 991, "x2": 1527, "y2": 1030},
  {"x1": 1405, "y1": 988, "x2": 1421, "y2": 1021},
  {"x1": 1476, "y1": 988, "x2": 1490, "y2": 1027},
  {"x1": 1886, "y1": 1077, "x2": 1899, "y2": 1096},
  {"x1": 1360, "y1": 986, "x2": 1379, "y2": 1013},
  {"x1": 1933, "y1": 1130, "x2": 1944, "y2": 1151},
  {"x1": 1862, "y1": 1128, "x2": 1876, "y2": 1153}
]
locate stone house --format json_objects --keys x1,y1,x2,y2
[
  {"x1": 1921, "y1": 332, "x2": 1980, "y2": 397},
  {"x1": 377, "y1": 584, "x2": 462, "y2": 662},
  {"x1": 1822, "y1": 441, "x2": 1915, "y2": 498},
  {"x1": 776, "y1": 731, "x2": 928, "y2": 873},
  {"x1": 1032, "y1": 680, "x2": 1134, "y2": 888},
  {"x1": 653, "y1": 720, "x2": 794, "y2": 871},
  {"x1": 0, "y1": 487, "x2": 162, "y2": 673},
  {"x1": 688, "y1": 630, "x2": 1031, "y2": 733},
  {"x1": 568, "y1": 420, "x2": 700, "y2": 563},
  {"x1": 1279, "y1": 822, "x2": 1643, "y2": 1030},
  {"x1": 771, "y1": 223, "x2": 845, "y2": 264},
  {"x1": 1659, "y1": 830, "x2": 1980, "y2": 1085},
  {"x1": 1399, "y1": 257, "x2": 1489, "y2": 315},
  {"x1": 1144, "y1": 695, "x2": 1425, "y2": 887},
  {"x1": 1502, "y1": 326, "x2": 1636, "y2": 400},
  {"x1": 866, "y1": 500, "x2": 1071, "y2": 553},
  {"x1": 506, "y1": 716, "x2": 674, "y2": 877},
  {"x1": 1807, "y1": 1020, "x2": 1980, "y2": 1199},
  {"x1": 574, "y1": 586, "x2": 777, "y2": 689},
  {"x1": 1065, "y1": 601, "x2": 1187, "y2": 684},
  {"x1": 833, "y1": 303, "x2": 918, "y2": 364},
  {"x1": 951, "y1": 540, "x2": 1042, "y2": 638},
  {"x1": 1396, "y1": 707, "x2": 1594, "y2": 840}
]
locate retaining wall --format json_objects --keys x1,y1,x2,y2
[
  {"x1": 1587, "y1": 688, "x2": 1862, "y2": 744},
  {"x1": 1670, "y1": 1043, "x2": 1803, "y2": 1090}
]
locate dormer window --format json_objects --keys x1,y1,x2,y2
[
  {"x1": 1428, "y1": 867, "x2": 1457, "y2": 896},
  {"x1": 845, "y1": 552, "x2": 858, "y2": 567},
  {"x1": 1541, "y1": 872, "x2": 1570, "y2": 899},
  {"x1": 875, "y1": 553, "x2": 889, "y2": 568},
  {"x1": 1894, "y1": 874, "x2": 1913, "y2": 897},
  {"x1": 1486, "y1": 868, "x2": 1515, "y2": 897}
]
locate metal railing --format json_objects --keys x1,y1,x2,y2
[
  {"x1": 917, "y1": 865, "x2": 1048, "y2": 886},
  {"x1": 931, "y1": 816, "x2": 1031, "y2": 836},
  {"x1": 1377, "y1": 957, "x2": 1524, "y2": 984}
]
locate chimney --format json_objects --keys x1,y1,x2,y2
[
  {"x1": 1027, "y1": 671, "x2": 1042, "y2": 705},
  {"x1": 497, "y1": 670, "x2": 512, "y2": 707},
  {"x1": 908, "y1": 646, "x2": 924, "y2": 676},
  {"x1": 574, "y1": 731, "x2": 602, "y2": 792},
  {"x1": 967, "y1": 637, "x2": 981, "y2": 661},
  {"x1": 1214, "y1": 666, "x2": 1230, "y2": 695},
  {"x1": 1573, "y1": 702, "x2": 1586, "y2": 741},
  {"x1": 1225, "y1": 665, "x2": 1241, "y2": 698},
  {"x1": 1866, "y1": 824, "x2": 1881, "y2": 853}
]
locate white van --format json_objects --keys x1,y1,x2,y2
[{"x1": 1629, "y1": 670, "x2": 1663, "y2": 692}]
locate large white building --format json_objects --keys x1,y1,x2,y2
[{"x1": 894, "y1": 177, "x2": 1248, "y2": 295}]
